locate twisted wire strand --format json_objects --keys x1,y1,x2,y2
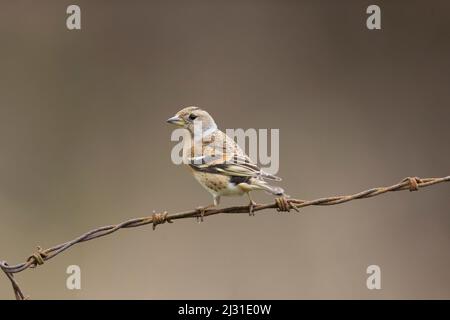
[{"x1": 0, "y1": 175, "x2": 448, "y2": 299}]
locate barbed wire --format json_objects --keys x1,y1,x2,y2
[{"x1": 0, "y1": 175, "x2": 449, "y2": 299}]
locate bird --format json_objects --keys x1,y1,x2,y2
[{"x1": 167, "y1": 106, "x2": 285, "y2": 219}]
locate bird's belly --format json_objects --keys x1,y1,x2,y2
[
  {"x1": 192, "y1": 171, "x2": 245, "y2": 197},
  {"x1": 218, "y1": 182, "x2": 246, "y2": 196}
]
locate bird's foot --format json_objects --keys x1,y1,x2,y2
[
  {"x1": 195, "y1": 205, "x2": 213, "y2": 222},
  {"x1": 248, "y1": 200, "x2": 258, "y2": 216}
]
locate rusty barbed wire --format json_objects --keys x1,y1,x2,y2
[{"x1": 0, "y1": 175, "x2": 449, "y2": 300}]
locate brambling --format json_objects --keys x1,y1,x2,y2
[{"x1": 167, "y1": 106, "x2": 285, "y2": 219}]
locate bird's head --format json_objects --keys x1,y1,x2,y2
[{"x1": 167, "y1": 106, "x2": 217, "y2": 136}]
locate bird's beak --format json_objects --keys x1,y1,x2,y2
[{"x1": 166, "y1": 115, "x2": 185, "y2": 126}]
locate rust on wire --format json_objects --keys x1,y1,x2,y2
[
  {"x1": 0, "y1": 175, "x2": 448, "y2": 300},
  {"x1": 27, "y1": 246, "x2": 49, "y2": 268}
]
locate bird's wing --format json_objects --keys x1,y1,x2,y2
[
  {"x1": 187, "y1": 130, "x2": 281, "y2": 181},
  {"x1": 189, "y1": 155, "x2": 282, "y2": 181}
]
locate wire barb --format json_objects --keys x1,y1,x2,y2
[
  {"x1": 404, "y1": 176, "x2": 420, "y2": 191},
  {"x1": 152, "y1": 211, "x2": 172, "y2": 230},
  {"x1": 27, "y1": 246, "x2": 48, "y2": 268},
  {"x1": 0, "y1": 175, "x2": 448, "y2": 299},
  {"x1": 275, "y1": 197, "x2": 300, "y2": 212}
]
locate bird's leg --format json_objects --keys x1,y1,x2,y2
[
  {"x1": 196, "y1": 196, "x2": 220, "y2": 222},
  {"x1": 247, "y1": 193, "x2": 257, "y2": 216}
]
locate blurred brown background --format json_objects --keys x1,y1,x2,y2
[{"x1": 0, "y1": 0, "x2": 449, "y2": 299}]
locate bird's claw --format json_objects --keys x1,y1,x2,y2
[
  {"x1": 196, "y1": 206, "x2": 208, "y2": 222},
  {"x1": 248, "y1": 200, "x2": 257, "y2": 216}
]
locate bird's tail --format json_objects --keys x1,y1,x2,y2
[{"x1": 251, "y1": 179, "x2": 285, "y2": 196}]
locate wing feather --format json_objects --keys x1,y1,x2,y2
[{"x1": 186, "y1": 129, "x2": 282, "y2": 181}]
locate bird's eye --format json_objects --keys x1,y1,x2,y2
[{"x1": 189, "y1": 114, "x2": 198, "y2": 120}]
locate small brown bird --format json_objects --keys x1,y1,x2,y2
[{"x1": 167, "y1": 106, "x2": 285, "y2": 218}]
